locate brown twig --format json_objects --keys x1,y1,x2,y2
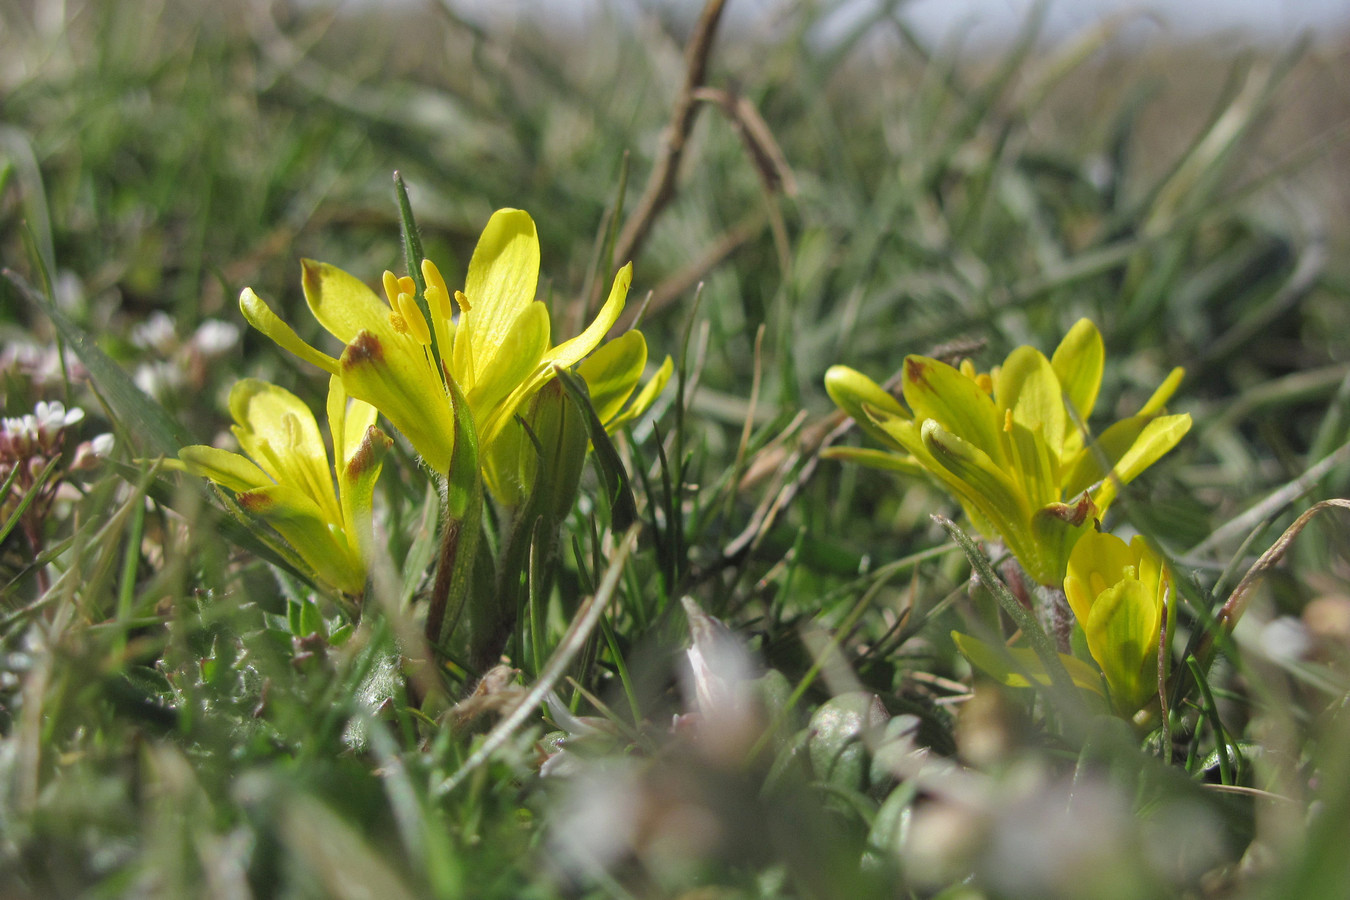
[
  {"x1": 1208, "y1": 498, "x2": 1350, "y2": 648},
  {"x1": 611, "y1": 0, "x2": 729, "y2": 271},
  {"x1": 638, "y1": 213, "x2": 764, "y2": 322}
]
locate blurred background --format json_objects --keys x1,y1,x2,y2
[{"x1": 4, "y1": 1, "x2": 1350, "y2": 896}]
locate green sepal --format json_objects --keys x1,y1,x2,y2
[
  {"x1": 521, "y1": 379, "x2": 589, "y2": 525},
  {"x1": 424, "y1": 372, "x2": 484, "y2": 651}
]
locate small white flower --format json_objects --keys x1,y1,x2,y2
[
  {"x1": 130, "y1": 311, "x2": 178, "y2": 353},
  {"x1": 34, "y1": 401, "x2": 84, "y2": 431},
  {"x1": 191, "y1": 319, "x2": 241, "y2": 356},
  {"x1": 134, "y1": 360, "x2": 184, "y2": 398}
]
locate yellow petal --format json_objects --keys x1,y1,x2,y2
[
  {"x1": 1085, "y1": 578, "x2": 1161, "y2": 711},
  {"x1": 338, "y1": 424, "x2": 392, "y2": 564},
  {"x1": 301, "y1": 260, "x2": 395, "y2": 345},
  {"x1": 175, "y1": 445, "x2": 269, "y2": 493},
  {"x1": 238, "y1": 482, "x2": 365, "y2": 595},
  {"x1": 819, "y1": 446, "x2": 926, "y2": 476},
  {"x1": 339, "y1": 331, "x2": 455, "y2": 473},
  {"x1": 469, "y1": 300, "x2": 550, "y2": 425},
  {"x1": 480, "y1": 262, "x2": 633, "y2": 447},
  {"x1": 1064, "y1": 529, "x2": 1137, "y2": 627},
  {"x1": 462, "y1": 209, "x2": 541, "y2": 381},
  {"x1": 228, "y1": 379, "x2": 341, "y2": 527},
  {"x1": 995, "y1": 345, "x2": 1066, "y2": 462},
  {"x1": 541, "y1": 262, "x2": 632, "y2": 371},
  {"x1": 1062, "y1": 412, "x2": 1191, "y2": 511},
  {"x1": 1137, "y1": 367, "x2": 1185, "y2": 417},
  {"x1": 239, "y1": 288, "x2": 339, "y2": 377},
  {"x1": 920, "y1": 419, "x2": 1032, "y2": 551},
  {"x1": 902, "y1": 355, "x2": 1007, "y2": 466},
  {"x1": 1088, "y1": 413, "x2": 1192, "y2": 511},
  {"x1": 1005, "y1": 416, "x2": 1060, "y2": 509},
  {"x1": 824, "y1": 364, "x2": 909, "y2": 451},
  {"x1": 1050, "y1": 318, "x2": 1104, "y2": 428},
  {"x1": 607, "y1": 354, "x2": 673, "y2": 430},
  {"x1": 342, "y1": 398, "x2": 381, "y2": 472},
  {"x1": 577, "y1": 330, "x2": 647, "y2": 424}
]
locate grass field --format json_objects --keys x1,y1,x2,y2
[{"x1": 3, "y1": 1, "x2": 1350, "y2": 897}]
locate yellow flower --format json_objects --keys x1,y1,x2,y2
[
  {"x1": 240, "y1": 209, "x2": 668, "y2": 503},
  {"x1": 824, "y1": 319, "x2": 1191, "y2": 585},
  {"x1": 1064, "y1": 530, "x2": 1169, "y2": 713},
  {"x1": 173, "y1": 377, "x2": 391, "y2": 595}
]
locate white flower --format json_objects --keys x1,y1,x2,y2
[
  {"x1": 130, "y1": 311, "x2": 178, "y2": 353},
  {"x1": 190, "y1": 319, "x2": 242, "y2": 356}
]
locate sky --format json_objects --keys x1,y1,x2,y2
[
  {"x1": 897, "y1": 0, "x2": 1350, "y2": 43},
  {"x1": 446, "y1": 0, "x2": 1350, "y2": 44}
]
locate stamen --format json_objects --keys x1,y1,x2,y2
[
  {"x1": 454, "y1": 290, "x2": 472, "y2": 314},
  {"x1": 421, "y1": 258, "x2": 449, "y2": 302},
  {"x1": 425, "y1": 284, "x2": 453, "y2": 320},
  {"x1": 381, "y1": 271, "x2": 401, "y2": 309},
  {"x1": 396, "y1": 292, "x2": 432, "y2": 346}
]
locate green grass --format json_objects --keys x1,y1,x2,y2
[{"x1": 3, "y1": 1, "x2": 1350, "y2": 897}]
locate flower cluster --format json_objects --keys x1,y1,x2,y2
[
  {"x1": 175, "y1": 207, "x2": 668, "y2": 598},
  {"x1": 241, "y1": 208, "x2": 668, "y2": 506},
  {"x1": 826, "y1": 319, "x2": 1189, "y2": 716},
  {"x1": 825, "y1": 319, "x2": 1190, "y2": 586},
  {"x1": 130, "y1": 312, "x2": 242, "y2": 400},
  {"x1": 2, "y1": 400, "x2": 113, "y2": 564}
]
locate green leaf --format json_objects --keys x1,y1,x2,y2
[{"x1": 0, "y1": 458, "x2": 57, "y2": 546}]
